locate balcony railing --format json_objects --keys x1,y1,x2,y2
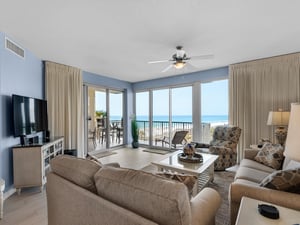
[{"x1": 136, "y1": 120, "x2": 213, "y2": 145}]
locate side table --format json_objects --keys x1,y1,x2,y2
[
  {"x1": 235, "y1": 196, "x2": 300, "y2": 225},
  {"x1": 0, "y1": 178, "x2": 5, "y2": 219}
]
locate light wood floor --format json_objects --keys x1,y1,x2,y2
[{"x1": 1, "y1": 187, "x2": 47, "y2": 225}]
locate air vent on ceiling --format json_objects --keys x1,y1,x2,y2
[{"x1": 5, "y1": 38, "x2": 25, "y2": 58}]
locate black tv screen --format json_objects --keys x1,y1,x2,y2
[{"x1": 12, "y1": 94, "x2": 48, "y2": 137}]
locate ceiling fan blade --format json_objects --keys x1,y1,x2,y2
[
  {"x1": 185, "y1": 61, "x2": 198, "y2": 69},
  {"x1": 161, "y1": 64, "x2": 173, "y2": 73},
  {"x1": 190, "y1": 54, "x2": 214, "y2": 60},
  {"x1": 148, "y1": 59, "x2": 172, "y2": 64}
]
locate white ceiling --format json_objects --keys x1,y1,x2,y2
[{"x1": 1, "y1": 0, "x2": 300, "y2": 82}]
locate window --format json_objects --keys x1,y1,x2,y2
[
  {"x1": 136, "y1": 91, "x2": 149, "y2": 144},
  {"x1": 201, "y1": 79, "x2": 228, "y2": 143},
  {"x1": 134, "y1": 79, "x2": 228, "y2": 148}
]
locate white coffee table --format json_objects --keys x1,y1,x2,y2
[
  {"x1": 0, "y1": 178, "x2": 5, "y2": 219},
  {"x1": 152, "y1": 151, "x2": 218, "y2": 194},
  {"x1": 235, "y1": 197, "x2": 300, "y2": 225}
]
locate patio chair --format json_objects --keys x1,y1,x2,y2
[
  {"x1": 195, "y1": 125, "x2": 242, "y2": 171},
  {"x1": 155, "y1": 130, "x2": 188, "y2": 148},
  {"x1": 88, "y1": 127, "x2": 97, "y2": 150}
]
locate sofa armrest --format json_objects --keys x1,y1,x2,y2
[
  {"x1": 229, "y1": 182, "x2": 300, "y2": 225},
  {"x1": 190, "y1": 187, "x2": 221, "y2": 225},
  {"x1": 244, "y1": 149, "x2": 259, "y2": 160}
]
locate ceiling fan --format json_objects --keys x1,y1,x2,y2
[{"x1": 148, "y1": 46, "x2": 214, "y2": 73}]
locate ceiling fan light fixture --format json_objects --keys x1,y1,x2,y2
[{"x1": 174, "y1": 61, "x2": 186, "y2": 69}]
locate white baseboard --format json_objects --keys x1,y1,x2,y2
[{"x1": 4, "y1": 187, "x2": 16, "y2": 200}]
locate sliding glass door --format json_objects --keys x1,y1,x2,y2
[
  {"x1": 109, "y1": 90, "x2": 124, "y2": 147},
  {"x1": 134, "y1": 79, "x2": 228, "y2": 148},
  {"x1": 136, "y1": 91, "x2": 149, "y2": 145},
  {"x1": 171, "y1": 86, "x2": 192, "y2": 145},
  {"x1": 136, "y1": 86, "x2": 192, "y2": 149},
  {"x1": 94, "y1": 88, "x2": 107, "y2": 150},
  {"x1": 84, "y1": 85, "x2": 124, "y2": 154},
  {"x1": 152, "y1": 89, "x2": 170, "y2": 148}
]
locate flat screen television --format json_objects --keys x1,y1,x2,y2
[{"x1": 12, "y1": 94, "x2": 48, "y2": 137}]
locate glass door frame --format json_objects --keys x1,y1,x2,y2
[{"x1": 83, "y1": 83, "x2": 125, "y2": 155}]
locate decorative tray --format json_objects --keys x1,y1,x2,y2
[{"x1": 177, "y1": 153, "x2": 203, "y2": 163}]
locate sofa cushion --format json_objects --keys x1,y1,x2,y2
[
  {"x1": 235, "y1": 166, "x2": 270, "y2": 183},
  {"x1": 50, "y1": 155, "x2": 101, "y2": 193},
  {"x1": 240, "y1": 159, "x2": 275, "y2": 173},
  {"x1": 94, "y1": 167, "x2": 191, "y2": 225},
  {"x1": 254, "y1": 143, "x2": 284, "y2": 169},
  {"x1": 260, "y1": 168, "x2": 300, "y2": 193}
]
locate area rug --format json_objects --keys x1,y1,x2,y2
[
  {"x1": 141, "y1": 164, "x2": 234, "y2": 225},
  {"x1": 88, "y1": 150, "x2": 117, "y2": 159},
  {"x1": 142, "y1": 149, "x2": 171, "y2": 155},
  {"x1": 208, "y1": 171, "x2": 235, "y2": 225}
]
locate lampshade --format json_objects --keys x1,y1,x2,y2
[
  {"x1": 267, "y1": 110, "x2": 290, "y2": 126},
  {"x1": 284, "y1": 103, "x2": 300, "y2": 161}
]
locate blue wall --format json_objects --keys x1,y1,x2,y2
[{"x1": 0, "y1": 32, "x2": 44, "y2": 191}]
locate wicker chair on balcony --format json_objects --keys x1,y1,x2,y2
[
  {"x1": 155, "y1": 130, "x2": 188, "y2": 149},
  {"x1": 196, "y1": 125, "x2": 242, "y2": 171}
]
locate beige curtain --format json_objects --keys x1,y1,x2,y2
[
  {"x1": 229, "y1": 53, "x2": 300, "y2": 163},
  {"x1": 45, "y1": 61, "x2": 84, "y2": 157}
]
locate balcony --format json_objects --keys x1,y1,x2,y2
[{"x1": 137, "y1": 120, "x2": 214, "y2": 147}]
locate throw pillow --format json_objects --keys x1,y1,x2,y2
[
  {"x1": 156, "y1": 171, "x2": 197, "y2": 196},
  {"x1": 260, "y1": 168, "x2": 300, "y2": 194},
  {"x1": 254, "y1": 143, "x2": 284, "y2": 169}
]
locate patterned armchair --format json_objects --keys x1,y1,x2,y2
[{"x1": 196, "y1": 126, "x2": 242, "y2": 171}]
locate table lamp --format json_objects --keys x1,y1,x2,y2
[
  {"x1": 284, "y1": 103, "x2": 300, "y2": 161},
  {"x1": 267, "y1": 109, "x2": 290, "y2": 146}
]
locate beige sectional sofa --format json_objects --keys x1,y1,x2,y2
[
  {"x1": 229, "y1": 147, "x2": 300, "y2": 225},
  {"x1": 46, "y1": 155, "x2": 221, "y2": 225}
]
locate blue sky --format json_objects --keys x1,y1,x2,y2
[
  {"x1": 201, "y1": 79, "x2": 228, "y2": 115},
  {"x1": 96, "y1": 79, "x2": 228, "y2": 116}
]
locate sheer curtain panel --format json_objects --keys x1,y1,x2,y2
[
  {"x1": 45, "y1": 61, "x2": 84, "y2": 157},
  {"x1": 229, "y1": 53, "x2": 300, "y2": 163}
]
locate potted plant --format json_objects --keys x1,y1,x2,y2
[
  {"x1": 95, "y1": 110, "x2": 106, "y2": 118},
  {"x1": 131, "y1": 115, "x2": 139, "y2": 148}
]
